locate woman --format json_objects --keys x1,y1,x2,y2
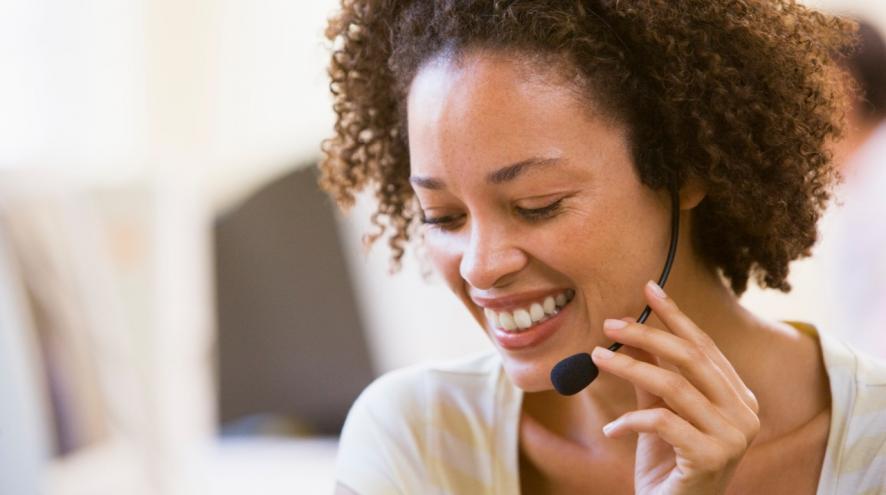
[{"x1": 320, "y1": 1, "x2": 886, "y2": 494}]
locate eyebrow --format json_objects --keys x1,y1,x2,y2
[{"x1": 409, "y1": 157, "x2": 563, "y2": 190}]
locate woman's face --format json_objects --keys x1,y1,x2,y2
[{"x1": 407, "y1": 50, "x2": 673, "y2": 392}]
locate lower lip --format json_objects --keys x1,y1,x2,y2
[{"x1": 490, "y1": 301, "x2": 572, "y2": 351}]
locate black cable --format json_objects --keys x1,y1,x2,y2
[
  {"x1": 608, "y1": 186, "x2": 680, "y2": 353},
  {"x1": 550, "y1": 186, "x2": 681, "y2": 395}
]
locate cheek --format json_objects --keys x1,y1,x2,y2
[
  {"x1": 422, "y1": 232, "x2": 492, "y2": 330},
  {"x1": 422, "y1": 232, "x2": 465, "y2": 291},
  {"x1": 527, "y1": 206, "x2": 663, "y2": 312},
  {"x1": 533, "y1": 211, "x2": 620, "y2": 277}
]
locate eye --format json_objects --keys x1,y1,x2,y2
[
  {"x1": 419, "y1": 198, "x2": 566, "y2": 232},
  {"x1": 420, "y1": 213, "x2": 464, "y2": 231},
  {"x1": 515, "y1": 198, "x2": 565, "y2": 221}
]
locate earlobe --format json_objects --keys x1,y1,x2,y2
[{"x1": 679, "y1": 176, "x2": 707, "y2": 210}]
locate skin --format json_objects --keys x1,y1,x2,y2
[{"x1": 336, "y1": 48, "x2": 832, "y2": 495}]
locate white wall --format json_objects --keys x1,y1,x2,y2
[{"x1": 0, "y1": 0, "x2": 147, "y2": 181}]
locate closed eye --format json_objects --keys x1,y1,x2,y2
[
  {"x1": 515, "y1": 198, "x2": 565, "y2": 221},
  {"x1": 420, "y1": 198, "x2": 566, "y2": 231},
  {"x1": 420, "y1": 213, "x2": 463, "y2": 230}
]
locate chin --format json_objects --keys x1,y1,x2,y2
[{"x1": 473, "y1": 292, "x2": 601, "y2": 392}]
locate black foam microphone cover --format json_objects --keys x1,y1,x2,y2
[{"x1": 550, "y1": 352, "x2": 598, "y2": 395}]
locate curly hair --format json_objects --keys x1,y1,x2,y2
[{"x1": 319, "y1": 0, "x2": 856, "y2": 296}]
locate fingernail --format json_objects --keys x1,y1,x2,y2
[
  {"x1": 602, "y1": 420, "x2": 619, "y2": 436},
  {"x1": 593, "y1": 346, "x2": 615, "y2": 360},
  {"x1": 603, "y1": 319, "x2": 628, "y2": 331},
  {"x1": 648, "y1": 280, "x2": 667, "y2": 299}
]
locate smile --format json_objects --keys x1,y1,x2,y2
[{"x1": 484, "y1": 289, "x2": 575, "y2": 333}]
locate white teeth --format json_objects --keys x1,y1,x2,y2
[
  {"x1": 529, "y1": 303, "x2": 545, "y2": 322},
  {"x1": 484, "y1": 290, "x2": 574, "y2": 333},
  {"x1": 485, "y1": 308, "x2": 496, "y2": 321},
  {"x1": 498, "y1": 312, "x2": 517, "y2": 331},
  {"x1": 514, "y1": 309, "x2": 532, "y2": 329},
  {"x1": 542, "y1": 296, "x2": 556, "y2": 315}
]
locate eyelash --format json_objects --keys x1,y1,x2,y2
[{"x1": 420, "y1": 198, "x2": 565, "y2": 231}]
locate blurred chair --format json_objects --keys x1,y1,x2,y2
[
  {"x1": 0, "y1": 173, "x2": 152, "y2": 495},
  {"x1": 214, "y1": 163, "x2": 374, "y2": 436},
  {"x1": 0, "y1": 219, "x2": 49, "y2": 495}
]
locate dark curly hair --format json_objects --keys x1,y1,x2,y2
[{"x1": 319, "y1": 0, "x2": 856, "y2": 296}]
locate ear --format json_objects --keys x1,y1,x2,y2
[{"x1": 678, "y1": 176, "x2": 706, "y2": 210}]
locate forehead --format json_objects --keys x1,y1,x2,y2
[
  {"x1": 406, "y1": 50, "x2": 590, "y2": 144},
  {"x1": 405, "y1": 49, "x2": 629, "y2": 187}
]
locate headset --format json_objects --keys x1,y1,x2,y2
[{"x1": 550, "y1": 186, "x2": 680, "y2": 395}]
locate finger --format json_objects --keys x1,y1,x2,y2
[
  {"x1": 604, "y1": 408, "x2": 749, "y2": 474},
  {"x1": 602, "y1": 407, "x2": 713, "y2": 458},
  {"x1": 603, "y1": 318, "x2": 746, "y2": 414},
  {"x1": 644, "y1": 281, "x2": 759, "y2": 414},
  {"x1": 592, "y1": 346, "x2": 733, "y2": 436},
  {"x1": 618, "y1": 344, "x2": 662, "y2": 410},
  {"x1": 605, "y1": 320, "x2": 761, "y2": 439}
]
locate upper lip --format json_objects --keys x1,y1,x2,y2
[{"x1": 470, "y1": 288, "x2": 572, "y2": 312}]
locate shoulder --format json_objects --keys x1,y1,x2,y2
[
  {"x1": 343, "y1": 350, "x2": 511, "y2": 446},
  {"x1": 816, "y1": 331, "x2": 886, "y2": 492},
  {"x1": 818, "y1": 328, "x2": 886, "y2": 395},
  {"x1": 350, "y1": 350, "x2": 506, "y2": 419},
  {"x1": 336, "y1": 350, "x2": 519, "y2": 494}
]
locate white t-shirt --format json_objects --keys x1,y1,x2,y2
[{"x1": 336, "y1": 322, "x2": 886, "y2": 494}]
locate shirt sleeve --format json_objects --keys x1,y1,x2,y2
[{"x1": 335, "y1": 368, "x2": 428, "y2": 495}]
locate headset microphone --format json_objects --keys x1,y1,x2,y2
[{"x1": 550, "y1": 187, "x2": 681, "y2": 395}]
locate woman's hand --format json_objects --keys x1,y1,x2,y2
[{"x1": 591, "y1": 281, "x2": 760, "y2": 495}]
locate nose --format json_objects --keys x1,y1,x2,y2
[{"x1": 459, "y1": 220, "x2": 528, "y2": 290}]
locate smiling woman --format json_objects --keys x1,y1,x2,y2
[{"x1": 319, "y1": 1, "x2": 886, "y2": 495}]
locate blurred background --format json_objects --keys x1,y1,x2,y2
[{"x1": 0, "y1": 1, "x2": 884, "y2": 494}]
